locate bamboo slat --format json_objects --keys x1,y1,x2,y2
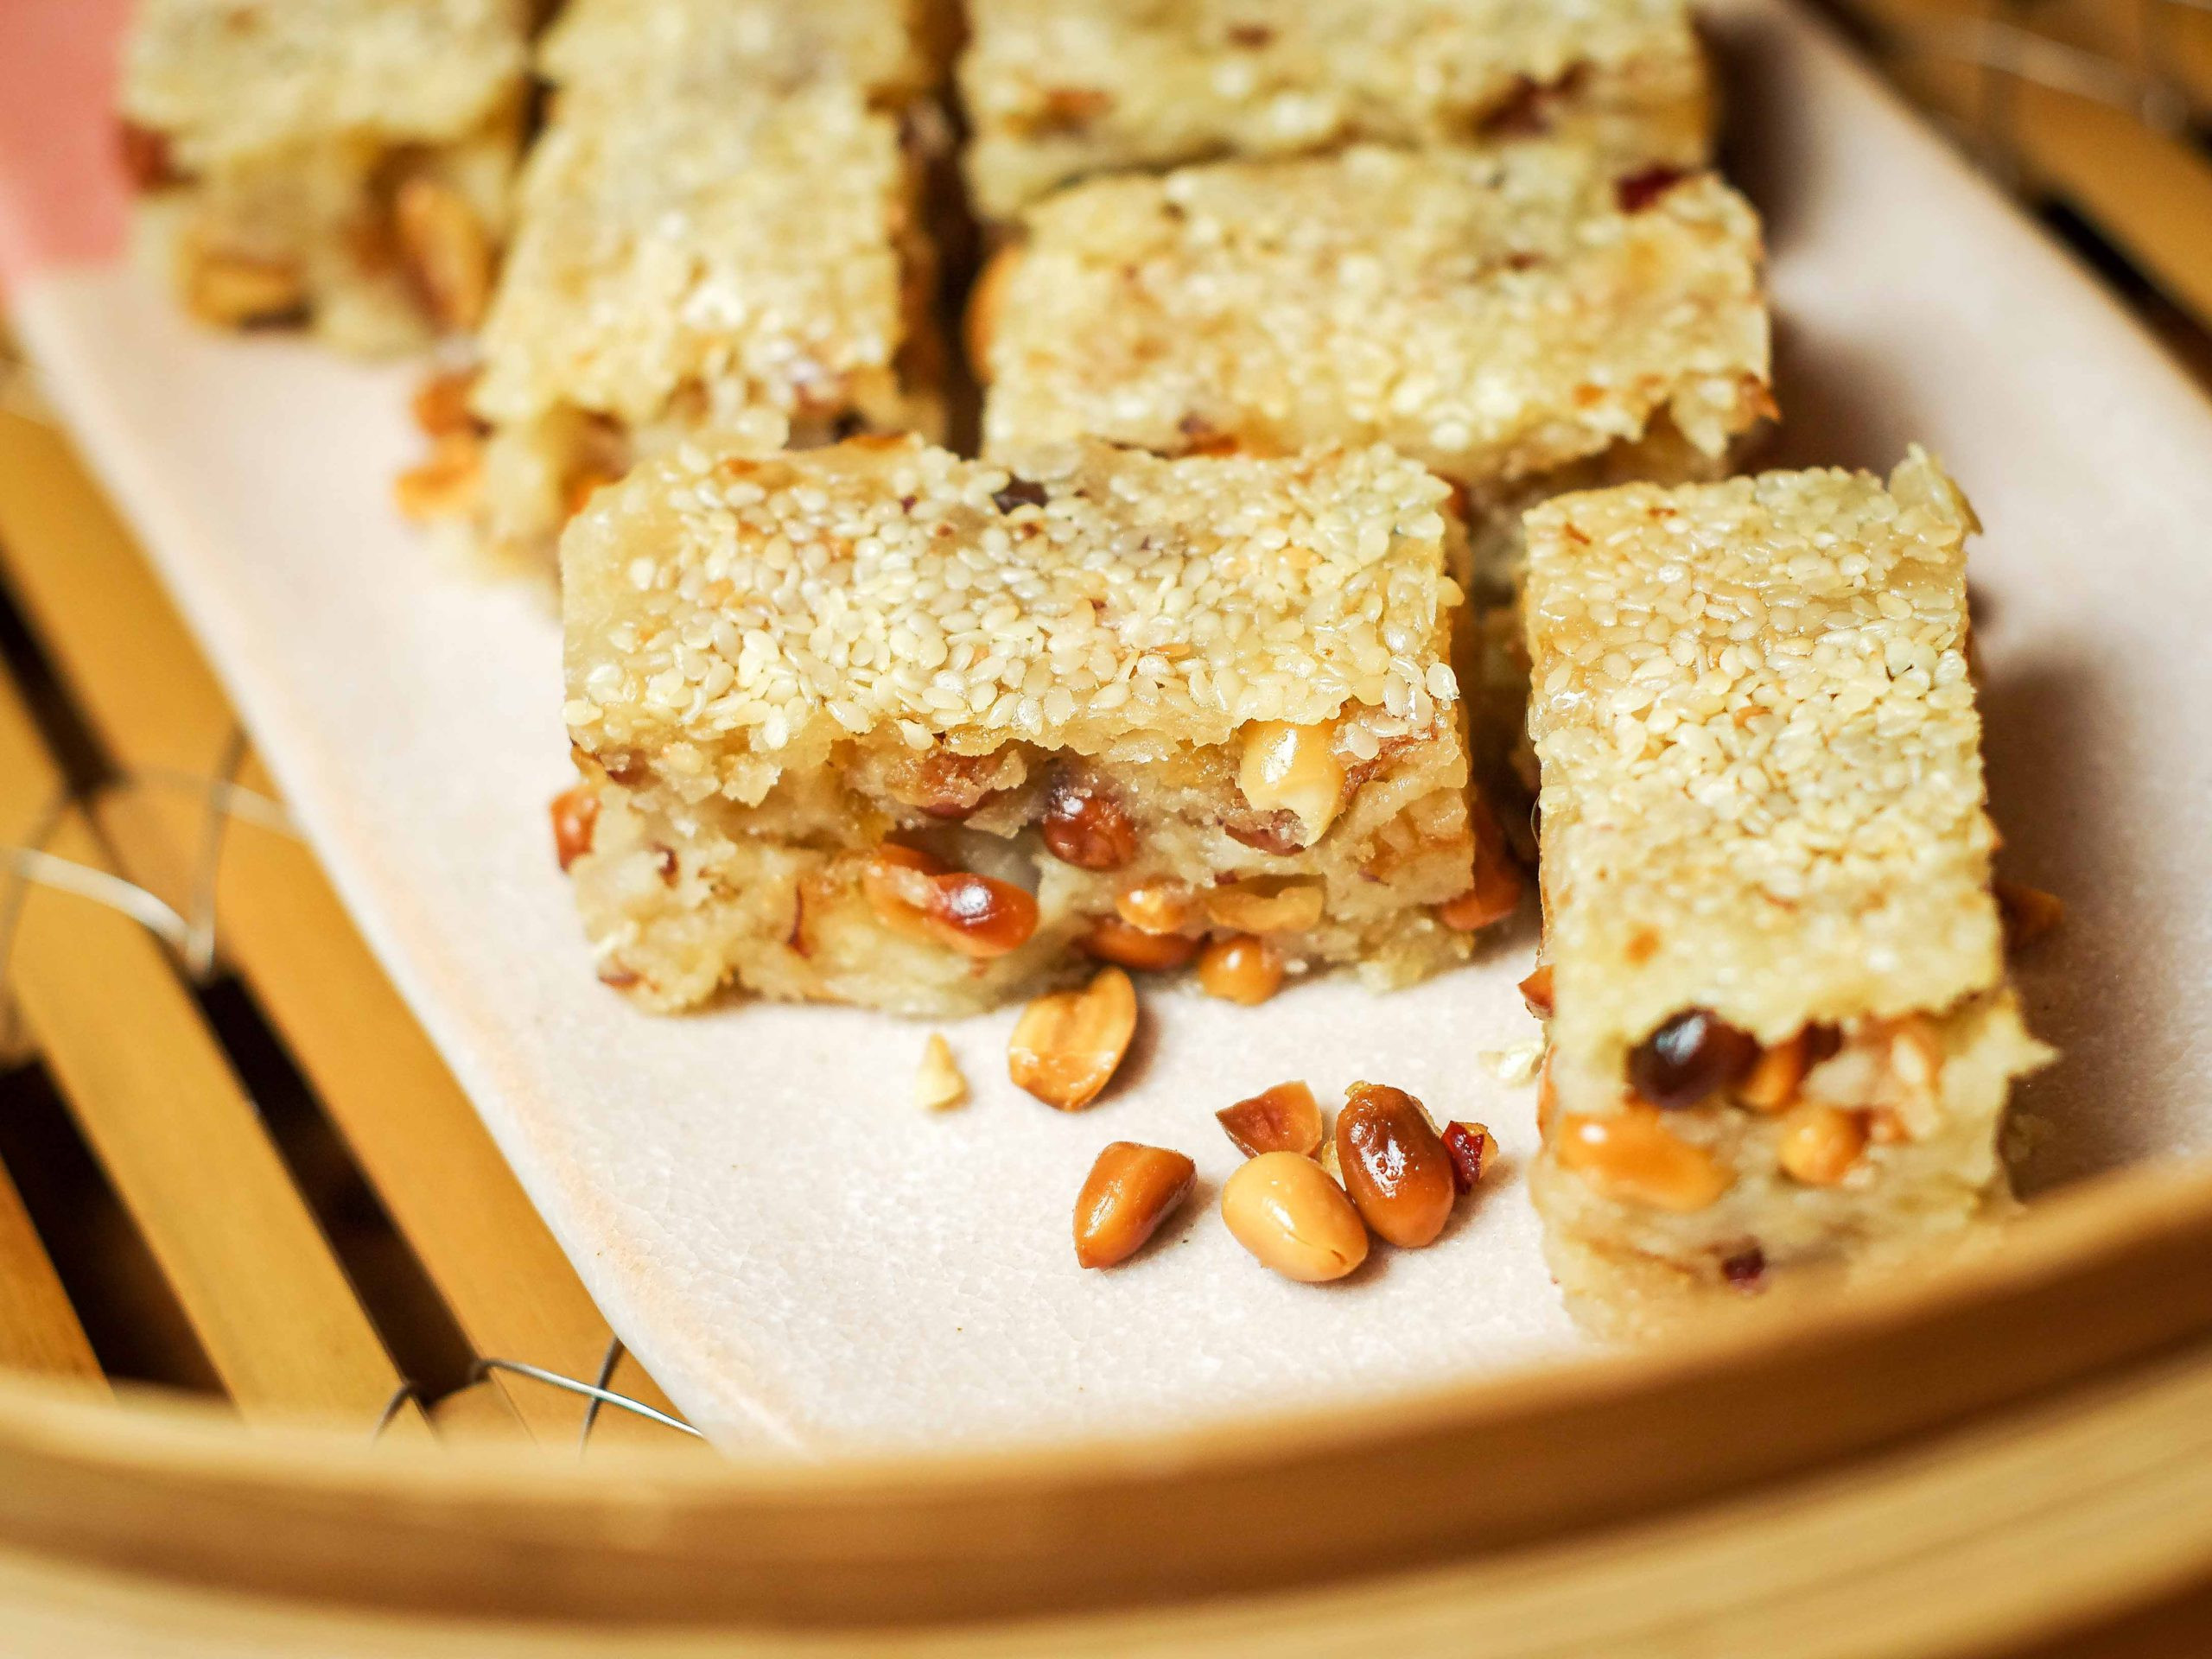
[
  {"x1": 0, "y1": 1158, "x2": 101, "y2": 1386},
  {"x1": 0, "y1": 666, "x2": 427, "y2": 1434},
  {"x1": 1843, "y1": 0, "x2": 2212, "y2": 332},
  {"x1": 0, "y1": 404, "x2": 690, "y2": 1449}
]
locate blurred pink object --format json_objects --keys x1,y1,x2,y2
[{"x1": 0, "y1": 0, "x2": 132, "y2": 291}]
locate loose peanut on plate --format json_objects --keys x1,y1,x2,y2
[
  {"x1": 1082, "y1": 915, "x2": 1198, "y2": 973},
  {"x1": 1074, "y1": 1141, "x2": 1196, "y2": 1268},
  {"x1": 1443, "y1": 1122, "x2": 1494, "y2": 1193},
  {"x1": 1008, "y1": 966, "x2": 1138, "y2": 1111},
  {"x1": 1334, "y1": 1082, "x2": 1457, "y2": 1248},
  {"x1": 1777, "y1": 1103, "x2": 1866, "y2": 1185},
  {"x1": 1237, "y1": 720, "x2": 1344, "y2": 842},
  {"x1": 550, "y1": 783, "x2": 599, "y2": 871},
  {"x1": 914, "y1": 1032, "x2": 967, "y2": 1113},
  {"x1": 1554, "y1": 1104, "x2": 1732, "y2": 1211},
  {"x1": 1196, "y1": 933, "x2": 1283, "y2": 1005},
  {"x1": 1221, "y1": 1151, "x2": 1369, "y2": 1283},
  {"x1": 1217, "y1": 1081, "x2": 1323, "y2": 1159}
]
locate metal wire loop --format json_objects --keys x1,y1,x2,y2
[{"x1": 473, "y1": 1351, "x2": 703, "y2": 1442}]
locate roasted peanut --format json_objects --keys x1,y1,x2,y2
[
  {"x1": 1438, "y1": 837, "x2": 1524, "y2": 931},
  {"x1": 861, "y1": 843, "x2": 1039, "y2": 957},
  {"x1": 1204, "y1": 875, "x2": 1324, "y2": 935},
  {"x1": 1081, "y1": 916, "x2": 1198, "y2": 973},
  {"x1": 1554, "y1": 1105, "x2": 1732, "y2": 1211},
  {"x1": 1217, "y1": 1081, "x2": 1322, "y2": 1159},
  {"x1": 410, "y1": 365, "x2": 484, "y2": 438},
  {"x1": 1074, "y1": 1142, "x2": 1195, "y2": 1268},
  {"x1": 550, "y1": 783, "x2": 600, "y2": 872},
  {"x1": 393, "y1": 430, "x2": 484, "y2": 520},
  {"x1": 1738, "y1": 1031, "x2": 1813, "y2": 1111},
  {"x1": 1887, "y1": 1015, "x2": 1944, "y2": 1103},
  {"x1": 1237, "y1": 720, "x2": 1344, "y2": 842},
  {"x1": 1627, "y1": 1008, "x2": 1760, "y2": 1109},
  {"x1": 1335, "y1": 1082, "x2": 1457, "y2": 1248},
  {"x1": 1443, "y1": 1122, "x2": 1494, "y2": 1193},
  {"x1": 1115, "y1": 882, "x2": 1192, "y2": 935},
  {"x1": 1777, "y1": 1104, "x2": 1867, "y2": 1185},
  {"x1": 394, "y1": 174, "x2": 493, "y2": 331},
  {"x1": 1196, "y1": 933, "x2": 1283, "y2": 1005},
  {"x1": 187, "y1": 251, "x2": 305, "y2": 327},
  {"x1": 1041, "y1": 772, "x2": 1138, "y2": 870},
  {"x1": 1221, "y1": 1151, "x2": 1369, "y2": 1282},
  {"x1": 1008, "y1": 966, "x2": 1138, "y2": 1110}
]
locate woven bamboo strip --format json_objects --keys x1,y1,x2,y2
[
  {"x1": 0, "y1": 665, "x2": 427, "y2": 1434},
  {"x1": 0, "y1": 404, "x2": 690, "y2": 1449},
  {"x1": 1848, "y1": 0, "x2": 2212, "y2": 332},
  {"x1": 0, "y1": 1158, "x2": 101, "y2": 1385}
]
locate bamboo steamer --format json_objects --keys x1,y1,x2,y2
[{"x1": 6, "y1": 1158, "x2": 2212, "y2": 1655}]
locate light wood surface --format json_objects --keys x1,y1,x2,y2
[
  {"x1": 0, "y1": 1159, "x2": 101, "y2": 1385},
  {"x1": 0, "y1": 670, "x2": 428, "y2": 1434}
]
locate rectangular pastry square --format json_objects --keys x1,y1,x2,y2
[
  {"x1": 461, "y1": 68, "x2": 948, "y2": 570},
  {"x1": 975, "y1": 143, "x2": 1770, "y2": 502},
  {"x1": 120, "y1": 0, "x2": 532, "y2": 354},
  {"x1": 537, "y1": 0, "x2": 950, "y2": 106},
  {"x1": 560, "y1": 436, "x2": 1518, "y2": 1016},
  {"x1": 958, "y1": 0, "x2": 1713, "y2": 220},
  {"x1": 1520, "y1": 452, "x2": 2051, "y2": 1329}
]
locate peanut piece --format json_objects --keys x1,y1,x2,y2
[
  {"x1": 914, "y1": 1033, "x2": 967, "y2": 1112},
  {"x1": 1074, "y1": 1142, "x2": 1195, "y2": 1268},
  {"x1": 1777, "y1": 1104, "x2": 1867, "y2": 1185},
  {"x1": 1008, "y1": 966, "x2": 1138, "y2": 1110},
  {"x1": 1221, "y1": 1152, "x2": 1369, "y2": 1283},
  {"x1": 1204, "y1": 875, "x2": 1324, "y2": 935},
  {"x1": 1554, "y1": 1105, "x2": 1732, "y2": 1211},
  {"x1": 393, "y1": 430, "x2": 484, "y2": 520},
  {"x1": 1196, "y1": 933, "x2": 1283, "y2": 1005},
  {"x1": 550, "y1": 783, "x2": 599, "y2": 872},
  {"x1": 1115, "y1": 882, "x2": 1192, "y2": 935},
  {"x1": 394, "y1": 175, "x2": 493, "y2": 331},
  {"x1": 1738, "y1": 1031, "x2": 1813, "y2": 1112},
  {"x1": 1217, "y1": 1081, "x2": 1322, "y2": 1158},
  {"x1": 1237, "y1": 720, "x2": 1344, "y2": 842},
  {"x1": 1335, "y1": 1082, "x2": 1456, "y2": 1248},
  {"x1": 186, "y1": 251, "x2": 305, "y2": 327},
  {"x1": 1443, "y1": 1122, "x2": 1494, "y2": 1193},
  {"x1": 1082, "y1": 916, "x2": 1198, "y2": 973}
]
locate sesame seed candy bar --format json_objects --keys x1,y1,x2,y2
[
  {"x1": 957, "y1": 0, "x2": 1713, "y2": 221},
  {"x1": 539, "y1": 0, "x2": 951, "y2": 108},
  {"x1": 119, "y1": 0, "x2": 532, "y2": 353},
  {"x1": 1520, "y1": 451, "x2": 2052, "y2": 1330},
  {"x1": 461, "y1": 35, "x2": 949, "y2": 574},
  {"x1": 560, "y1": 435, "x2": 1513, "y2": 1015},
  {"x1": 976, "y1": 143, "x2": 1771, "y2": 500}
]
